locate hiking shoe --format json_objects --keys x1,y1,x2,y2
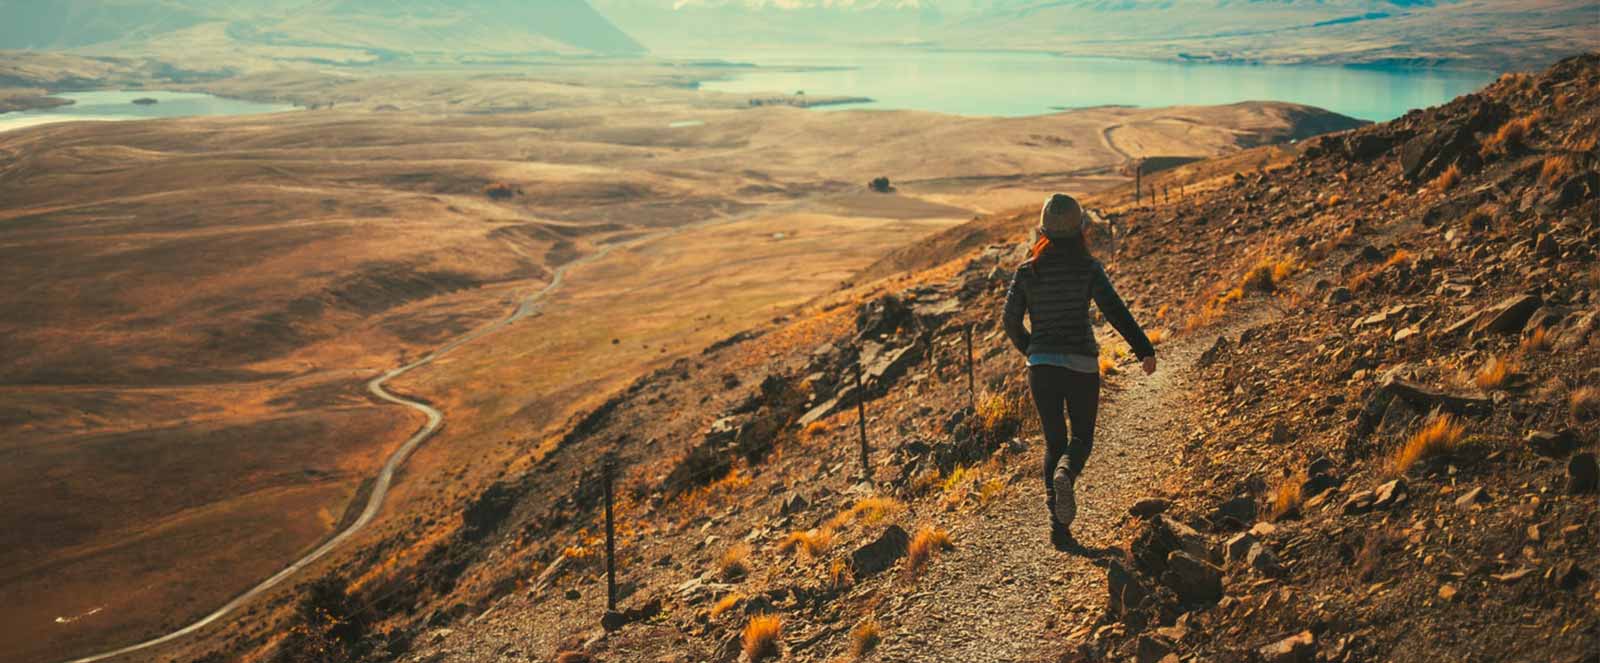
[
  {"x1": 1050, "y1": 519, "x2": 1073, "y2": 552},
  {"x1": 1052, "y1": 461, "x2": 1077, "y2": 528}
]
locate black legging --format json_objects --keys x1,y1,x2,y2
[{"x1": 1028, "y1": 364, "x2": 1100, "y2": 515}]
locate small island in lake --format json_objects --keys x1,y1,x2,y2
[{"x1": 131, "y1": 97, "x2": 160, "y2": 105}]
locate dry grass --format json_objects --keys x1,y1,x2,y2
[
  {"x1": 1432, "y1": 163, "x2": 1462, "y2": 191},
  {"x1": 827, "y1": 496, "x2": 904, "y2": 530},
  {"x1": 778, "y1": 527, "x2": 836, "y2": 560},
  {"x1": 1474, "y1": 356, "x2": 1514, "y2": 390},
  {"x1": 1539, "y1": 154, "x2": 1578, "y2": 186},
  {"x1": 1242, "y1": 258, "x2": 1297, "y2": 293},
  {"x1": 742, "y1": 614, "x2": 783, "y2": 661},
  {"x1": 1348, "y1": 250, "x2": 1414, "y2": 291},
  {"x1": 1267, "y1": 471, "x2": 1306, "y2": 521},
  {"x1": 1098, "y1": 353, "x2": 1119, "y2": 375},
  {"x1": 850, "y1": 619, "x2": 883, "y2": 658},
  {"x1": 1388, "y1": 415, "x2": 1467, "y2": 476},
  {"x1": 827, "y1": 558, "x2": 854, "y2": 592},
  {"x1": 710, "y1": 593, "x2": 744, "y2": 620},
  {"x1": 1572, "y1": 386, "x2": 1600, "y2": 423},
  {"x1": 717, "y1": 543, "x2": 752, "y2": 581},
  {"x1": 1147, "y1": 328, "x2": 1168, "y2": 345},
  {"x1": 1520, "y1": 327, "x2": 1552, "y2": 354},
  {"x1": 905, "y1": 527, "x2": 954, "y2": 577},
  {"x1": 909, "y1": 467, "x2": 943, "y2": 496},
  {"x1": 1482, "y1": 113, "x2": 1540, "y2": 157},
  {"x1": 974, "y1": 391, "x2": 1027, "y2": 443},
  {"x1": 554, "y1": 652, "x2": 595, "y2": 663},
  {"x1": 802, "y1": 420, "x2": 831, "y2": 440}
]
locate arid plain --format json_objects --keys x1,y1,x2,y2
[{"x1": 0, "y1": 54, "x2": 1364, "y2": 662}]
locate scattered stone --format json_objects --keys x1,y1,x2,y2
[
  {"x1": 1197, "y1": 336, "x2": 1232, "y2": 368},
  {"x1": 1224, "y1": 532, "x2": 1257, "y2": 564},
  {"x1": 1453, "y1": 486, "x2": 1488, "y2": 508},
  {"x1": 1325, "y1": 287, "x2": 1352, "y2": 305},
  {"x1": 1373, "y1": 478, "x2": 1408, "y2": 508},
  {"x1": 1258, "y1": 630, "x2": 1316, "y2": 663},
  {"x1": 1526, "y1": 430, "x2": 1579, "y2": 458},
  {"x1": 1136, "y1": 634, "x2": 1176, "y2": 663},
  {"x1": 1248, "y1": 543, "x2": 1286, "y2": 577},
  {"x1": 1438, "y1": 584, "x2": 1459, "y2": 601},
  {"x1": 779, "y1": 492, "x2": 809, "y2": 516},
  {"x1": 1567, "y1": 453, "x2": 1598, "y2": 494},
  {"x1": 564, "y1": 588, "x2": 582, "y2": 601},
  {"x1": 1492, "y1": 568, "x2": 1534, "y2": 583},
  {"x1": 1130, "y1": 497, "x2": 1173, "y2": 519},
  {"x1": 1161, "y1": 551, "x2": 1224, "y2": 605},
  {"x1": 1342, "y1": 490, "x2": 1376, "y2": 514},
  {"x1": 1106, "y1": 560, "x2": 1150, "y2": 619},
  {"x1": 1213, "y1": 496, "x2": 1258, "y2": 529},
  {"x1": 850, "y1": 524, "x2": 910, "y2": 576},
  {"x1": 1554, "y1": 561, "x2": 1589, "y2": 590},
  {"x1": 1446, "y1": 293, "x2": 1542, "y2": 337}
]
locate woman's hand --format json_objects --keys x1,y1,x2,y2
[{"x1": 1142, "y1": 356, "x2": 1157, "y2": 375}]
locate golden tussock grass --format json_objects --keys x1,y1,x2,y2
[
  {"x1": 1147, "y1": 328, "x2": 1168, "y2": 345},
  {"x1": 717, "y1": 542, "x2": 752, "y2": 581},
  {"x1": 742, "y1": 614, "x2": 783, "y2": 661},
  {"x1": 974, "y1": 390, "x2": 1028, "y2": 442},
  {"x1": 827, "y1": 557, "x2": 854, "y2": 592},
  {"x1": 1520, "y1": 327, "x2": 1552, "y2": 354},
  {"x1": 1432, "y1": 163, "x2": 1462, "y2": 191},
  {"x1": 827, "y1": 496, "x2": 904, "y2": 530},
  {"x1": 710, "y1": 593, "x2": 744, "y2": 620},
  {"x1": 1388, "y1": 415, "x2": 1466, "y2": 476},
  {"x1": 676, "y1": 466, "x2": 753, "y2": 513},
  {"x1": 1539, "y1": 154, "x2": 1578, "y2": 186},
  {"x1": 778, "y1": 527, "x2": 835, "y2": 560},
  {"x1": 850, "y1": 619, "x2": 882, "y2": 658},
  {"x1": 909, "y1": 467, "x2": 943, "y2": 496},
  {"x1": 1347, "y1": 249, "x2": 1414, "y2": 291},
  {"x1": 1572, "y1": 386, "x2": 1600, "y2": 423},
  {"x1": 1098, "y1": 354, "x2": 1119, "y2": 375},
  {"x1": 802, "y1": 420, "x2": 831, "y2": 441},
  {"x1": 905, "y1": 527, "x2": 954, "y2": 577},
  {"x1": 1267, "y1": 471, "x2": 1306, "y2": 521},
  {"x1": 1481, "y1": 113, "x2": 1541, "y2": 157},
  {"x1": 1474, "y1": 356, "x2": 1515, "y2": 390}
]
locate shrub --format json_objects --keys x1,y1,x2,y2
[
  {"x1": 974, "y1": 391, "x2": 1026, "y2": 443},
  {"x1": 742, "y1": 614, "x2": 783, "y2": 661},
  {"x1": 1572, "y1": 386, "x2": 1600, "y2": 423},
  {"x1": 1388, "y1": 415, "x2": 1466, "y2": 476},
  {"x1": 717, "y1": 543, "x2": 752, "y2": 581},
  {"x1": 710, "y1": 593, "x2": 744, "y2": 620},
  {"x1": 827, "y1": 558, "x2": 854, "y2": 592},
  {"x1": 802, "y1": 420, "x2": 831, "y2": 440},
  {"x1": 905, "y1": 527, "x2": 954, "y2": 577},
  {"x1": 1432, "y1": 164, "x2": 1462, "y2": 191},
  {"x1": 484, "y1": 182, "x2": 517, "y2": 200},
  {"x1": 850, "y1": 619, "x2": 882, "y2": 657},
  {"x1": 778, "y1": 528, "x2": 835, "y2": 560},
  {"x1": 1474, "y1": 356, "x2": 1514, "y2": 390},
  {"x1": 1147, "y1": 329, "x2": 1168, "y2": 345},
  {"x1": 1267, "y1": 471, "x2": 1306, "y2": 521},
  {"x1": 1520, "y1": 327, "x2": 1552, "y2": 354},
  {"x1": 1481, "y1": 114, "x2": 1540, "y2": 157},
  {"x1": 1539, "y1": 154, "x2": 1577, "y2": 186},
  {"x1": 828, "y1": 496, "x2": 903, "y2": 530},
  {"x1": 1348, "y1": 250, "x2": 1414, "y2": 291}
]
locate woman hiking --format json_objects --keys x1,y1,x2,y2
[{"x1": 1003, "y1": 193, "x2": 1157, "y2": 551}]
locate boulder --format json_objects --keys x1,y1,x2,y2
[
  {"x1": 1224, "y1": 532, "x2": 1257, "y2": 564},
  {"x1": 1106, "y1": 559, "x2": 1150, "y2": 619},
  {"x1": 855, "y1": 295, "x2": 915, "y2": 341},
  {"x1": 1445, "y1": 294, "x2": 1542, "y2": 337},
  {"x1": 1247, "y1": 544, "x2": 1286, "y2": 577},
  {"x1": 1342, "y1": 490, "x2": 1376, "y2": 515},
  {"x1": 850, "y1": 524, "x2": 910, "y2": 576},
  {"x1": 1212, "y1": 495, "x2": 1257, "y2": 529},
  {"x1": 1160, "y1": 551, "x2": 1224, "y2": 605},
  {"x1": 1136, "y1": 634, "x2": 1176, "y2": 663},
  {"x1": 1133, "y1": 516, "x2": 1216, "y2": 575}
]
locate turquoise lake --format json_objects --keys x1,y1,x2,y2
[
  {"x1": 692, "y1": 50, "x2": 1499, "y2": 122},
  {"x1": 0, "y1": 90, "x2": 296, "y2": 133}
]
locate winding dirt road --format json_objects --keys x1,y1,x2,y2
[{"x1": 57, "y1": 197, "x2": 831, "y2": 663}]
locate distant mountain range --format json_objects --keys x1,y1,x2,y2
[
  {"x1": 0, "y1": 0, "x2": 645, "y2": 56},
  {"x1": 592, "y1": 0, "x2": 1596, "y2": 70}
]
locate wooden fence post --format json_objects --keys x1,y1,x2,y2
[
  {"x1": 964, "y1": 324, "x2": 976, "y2": 411},
  {"x1": 854, "y1": 360, "x2": 871, "y2": 481},
  {"x1": 603, "y1": 455, "x2": 617, "y2": 613}
]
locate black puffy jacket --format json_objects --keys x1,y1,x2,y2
[{"x1": 1002, "y1": 248, "x2": 1155, "y2": 360}]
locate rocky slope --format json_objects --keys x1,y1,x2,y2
[{"x1": 228, "y1": 54, "x2": 1596, "y2": 663}]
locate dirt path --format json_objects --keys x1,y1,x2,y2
[{"x1": 869, "y1": 325, "x2": 1229, "y2": 662}]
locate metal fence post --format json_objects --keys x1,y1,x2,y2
[
  {"x1": 854, "y1": 360, "x2": 870, "y2": 481},
  {"x1": 603, "y1": 455, "x2": 617, "y2": 613}
]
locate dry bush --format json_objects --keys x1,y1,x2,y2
[
  {"x1": 1474, "y1": 356, "x2": 1514, "y2": 390},
  {"x1": 742, "y1": 614, "x2": 783, "y2": 661},
  {"x1": 1388, "y1": 415, "x2": 1466, "y2": 476},
  {"x1": 778, "y1": 528, "x2": 835, "y2": 560},
  {"x1": 1539, "y1": 154, "x2": 1578, "y2": 186},
  {"x1": 1572, "y1": 386, "x2": 1600, "y2": 423},
  {"x1": 710, "y1": 593, "x2": 744, "y2": 620},
  {"x1": 717, "y1": 543, "x2": 752, "y2": 581},
  {"x1": 828, "y1": 496, "x2": 903, "y2": 530},
  {"x1": 1267, "y1": 471, "x2": 1306, "y2": 521},
  {"x1": 1521, "y1": 327, "x2": 1552, "y2": 354},
  {"x1": 850, "y1": 619, "x2": 882, "y2": 658},
  {"x1": 484, "y1": 182, "x2": 517, "y2": 200},
  {"x1": 827, "y1": 558, "x2": 854, "y2": 592},
  {"x1": 1482, "y1": 113, "x2": 1540, "y2": 157},
  {"x1": 1348, "y1": 250, "x2": 1414, "y2": 291},
  {"x1": 1432, "y1": 164, "x2": 1462, "y2": 191},
  {"x1": 905, "y1": 527, "x2": 954, "y2": 577},
  {"x1": 974, "y1": 391, "x2": 1027, "y2": 444}
]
